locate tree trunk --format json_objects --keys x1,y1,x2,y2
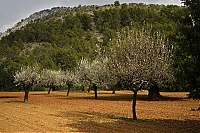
[
  {"x1": 48, "y1": 88, "x2": 51, "y2": 94},
  {"x1": 24, "y1": 89, "x2": 29, "y2": 102},
  {"x1": 87, "y1": 85, "x2": 91, "y2": 93},
  {"x1": 48, "y1": 84, "x2": 54, "y2": 94},
  {"x1": 67, "y1": 86, "x2": 71, "y2": 96},
  {"x1": 52, "y1": 86, "x2": 56, "y2": 91},
  {"x1": 93, "y1": 84, "x2": 98, "y2": 99},
  {"x1": 82, "y1": 85, "x2": 85, "y2": 91},
  {"x1": 132, "y1": 90, "x2": 138, "y2": 120},
  {"x1": 112, "y1": 87, "x2": 116, "y2": 94},
  {"x1": 148, "y1": 84, "x2": 161, "y2": 100}
]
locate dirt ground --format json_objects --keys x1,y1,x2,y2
[{"x1": 0, "y1": 91, "x2": 199, "y2": 133}]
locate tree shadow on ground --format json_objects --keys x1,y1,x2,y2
[
  {"x1": 57, "y1": 93, "x2": 186, "y2": 102},
  {"x1": 0, "y1": 96, "x2": 19, "y2": 99},
  {"x1": 3, "y1": 100, "x2": 24, "y2": 103},
  {"x1": 30, "y1": 92, "x2": 50, "y2": 95},
  {"x1": 67, "y1": 119, "x2": 200, "y2": 133},
  {"x1": 65, "y1": 112, "x2": 200, "y2": 133}
]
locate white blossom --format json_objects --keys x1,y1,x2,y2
[
  {"x1": 14, "y1": 65, "x2": 40, "y2": 86},
  {"x1": 106, "y1": 28, "x2": 174, "y2": 89},
  {"x1": 40, "y1": 69, "x2": 65, "y2": 87}
]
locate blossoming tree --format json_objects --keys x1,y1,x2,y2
[
  {"x1": 13, "y1": 66, "x2": 40, "y2": 102},
  {"x1": 106, "y1": 28, "x2": 174, "y2": 119},
  {"x1": 40, "y1": 69, "x2": 65, "y2": 94}
]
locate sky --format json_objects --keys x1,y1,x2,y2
[{"x1": 0, "y1": 0, "x2": 182, "y2": 33}]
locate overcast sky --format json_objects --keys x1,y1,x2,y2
[{"x1": 0, "y1": 0, "x2": 182, "y2": 33}]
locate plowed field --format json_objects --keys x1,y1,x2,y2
[{"x1": 0, "y1": 91, "x2": 199, "y2": 132}]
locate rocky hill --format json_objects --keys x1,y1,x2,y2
[{"x1": 0, "y1": 7, "x2": 68, "y2": 40}]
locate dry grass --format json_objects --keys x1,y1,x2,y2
[{"x1": 0, "y1": 91, "x2": 199, "y2": 133}]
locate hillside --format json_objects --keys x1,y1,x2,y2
[{"x1": 0, "y1": 2, "x2": 188, "y2": 91}]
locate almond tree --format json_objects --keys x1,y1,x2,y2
[
  {"x1": 40, "y1": 69, "x2": 77, "y2": 96},
  {"x1": 76, "y1": 57, "x2": 114, "y2": 98},
  {"x1": 76, "y1": 58, "x2": 98, "y2": 98},
  {"x1": 40, "y1": 69, "x2": 65, "y2": 94},
  {"x1": 13, "y1": 66, "x2": 40, "y2": 102},
  {"x1": 106, "y1": 28, "x2": 174, "y2": 119},
  {"x1": 64, "y1": 70, "x2": 77, "y2": 96}
]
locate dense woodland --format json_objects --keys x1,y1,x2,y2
[{"x1": 0, "y1": 1, "x2": 199, "y2": 99}]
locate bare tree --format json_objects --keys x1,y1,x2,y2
[
  {"x1": 106, "y1": 28, "x2": 174, "y2": 119},
  {"x1": 13, "y1": 66, "x2": 40, "y2": 102}
]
